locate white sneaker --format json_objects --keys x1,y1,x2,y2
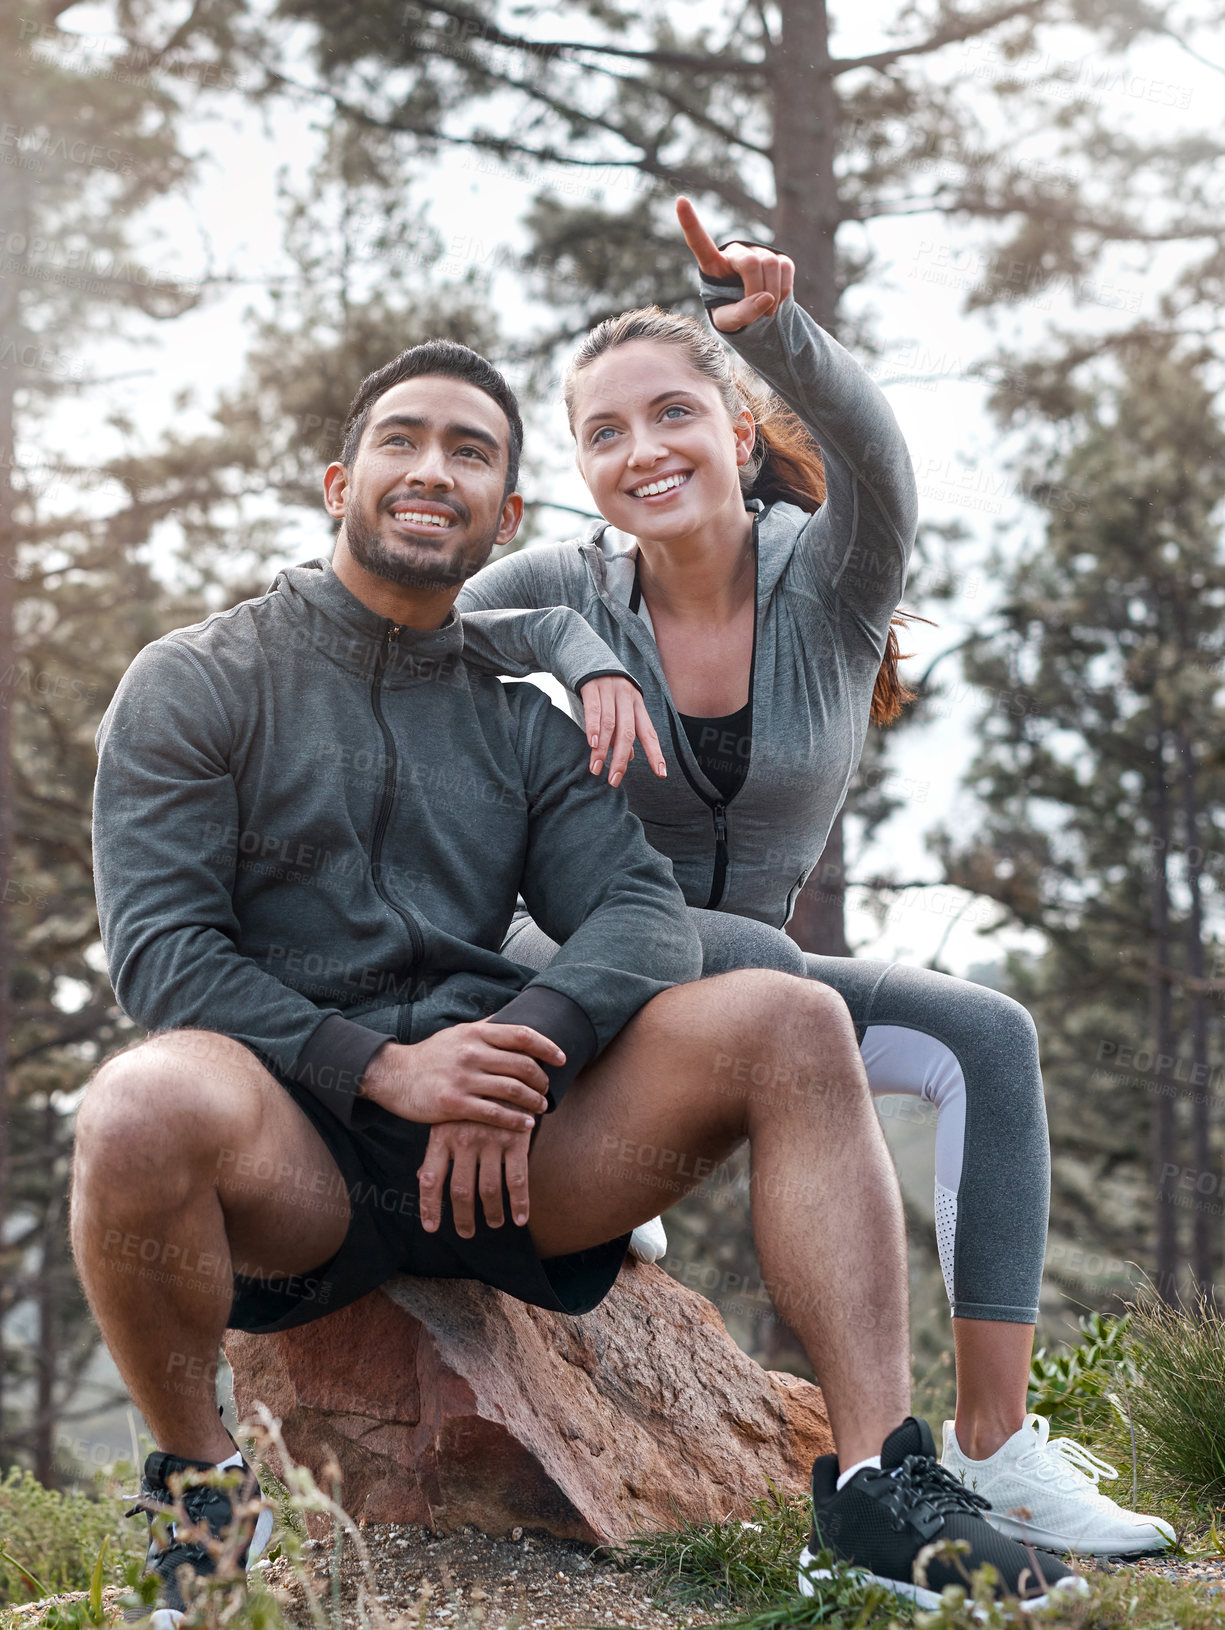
[
  {"x1": 628, "y1": 1216, "x2": 667, "y2": 1263},
  {"x1": 942, "y1": 1414, "x2": 1176, "y2": 1556}
]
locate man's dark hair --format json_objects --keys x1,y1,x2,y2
[{"x1": 339, "y1": 340, "x2": 524, "y2": 495}]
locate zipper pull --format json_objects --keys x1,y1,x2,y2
[
  {"x1": 714, "y1": 803, "x2": 728, "y2": 843},
  {"x1": 386, "y1": 623, "x2": 402, "y2": 644}
]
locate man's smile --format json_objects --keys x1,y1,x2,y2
[{"x1": 383, "y1": 497, "x2": 463, "y2": 536}]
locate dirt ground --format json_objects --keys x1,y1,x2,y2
[
  {"x1": 8, "y1": 1528, "x2": 1224, "y2": 1630},
  {"x1": 263, "y1": 1521, "x2": 720, "y2": 1629}
]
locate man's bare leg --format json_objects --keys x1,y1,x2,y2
[
  {"x1": 528, "y1": 971, "x2": 910, "y2": 1469},
  {"x1": 70, "y1": 1032, "x2": 351, "y2": 1463}
]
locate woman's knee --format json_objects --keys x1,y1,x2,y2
[
  {"x1": 692, "y1": 909, "x2": 807, "y2": 977},
  {"x1": 946, "y1": 980, "x2": 1041, "y2": 1076},
  {"x1": 881, "y1": 966, "x2": 1041, "y2": 1068},
  {"x1": 502, "y1": 917, "x2": 561, "y2": 973}
]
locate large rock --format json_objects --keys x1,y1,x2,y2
[{"x1": 225, "y1": 1258, "x2": 832, "y2": 1544}]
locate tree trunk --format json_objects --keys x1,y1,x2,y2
[
  {"x1": 774, "y1": 1, "x2": 851, "y2": 955},
  {"x1": 0, "y1": 167, "x2": 23, "y2": 1469},
  {"x1": 33, "y1": 1097, "x2": 60, "y2": 1487},
  {"x1": 1177, "y1": 727, "x2": 1213, "y2": 1299},
  {"x1": 773, "y1": 0, "x2": 839, "y2": 330},
  {"x1": 1149, "y1": 712, "x2": 1179, "y2": 1300},
  {"x1": 787, "y1": 808, "x2": 850, "y2": 957}
]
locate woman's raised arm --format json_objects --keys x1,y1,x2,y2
[{"x1": 677, "y1": 198, "x2": 918, "y2": 646}]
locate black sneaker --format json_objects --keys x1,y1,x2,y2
[
  {"x1": 124, "y1": 1450, "x2": 275, "y2": 1626},
  {"x1": 799, "y1": 1417, "x2": 1088, "y2": 1611}
]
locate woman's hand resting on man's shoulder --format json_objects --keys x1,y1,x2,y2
[{"x1": 578, "y1": 674, "x2": 667, "y2": 786}]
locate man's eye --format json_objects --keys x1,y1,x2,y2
[
  {"x1": 386, "y1": 434, "x2": 411, "y2": 446},
  {"x1": 457, "y1": 446, "x2": 489, "y2": 461},
  {"x1": 662, "y1": 405, "x2": 689, "y2": 420}
]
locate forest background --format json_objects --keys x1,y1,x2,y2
[{"x1": 4, "y1": 0, "x2": 1225, "y2": 1487}]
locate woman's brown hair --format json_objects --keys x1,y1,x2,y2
[{"x1": 564, "y1": 306, "x2": 916, "y2": 725}]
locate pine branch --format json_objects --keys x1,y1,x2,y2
[
  {"x1": 1156, "y1": 20, "x2": 1225, "y2": 75},
  {"x1": 261, "y1": 65, "x2": 771, "y2": 223},
  {"x1": 404, "y1": 3, "x2": 766, "y2": 75},
  {"x1": 832, "y1": 0, "x2": 1051, "y2": 77},
  {"x1": 860, "y1": 192, "x2": 1225, "y2": 244},
  {"x1": 8, "y1": 1006, "x2": 114, "y2": 1066},
  {"x1": 402, "y1": 10, "x2": 772, "y2": 157},
  {"x1": 386, "y1": 46, "x2": 772, "y2": 163}
]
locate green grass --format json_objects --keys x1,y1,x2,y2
[
  {"x1": 0, "y1": 1467, "x2": 146, "y2": 1607},
  {"x1": 615, "y1": 1484, "x2": 815, "y2": 1609},
  {"x1": 10, "y1": 1305, "x2": 1225, "y2": 1629},
  {"x1": 1121, "y1": 1297, "x2": 1225, "y2": 1509},
  {"x1": 620, "y1": 1489, "x2": 1225, "y2": 1630},
  {"x1": 0, "y1": 1410, "x2": 358, "y2": 1630}
]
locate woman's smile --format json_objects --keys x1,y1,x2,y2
[{"x1": 624, "y1": 469, "x2": 693, "y2": 502}]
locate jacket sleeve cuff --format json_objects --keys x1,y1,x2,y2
[
  {"x1": 289, "y1": 1014, "x2": 394, "y2": 1127},
  {"x1": 700, "y1": 248, "x2": 783, "y2": 314},
  {"x1": 570, "y1": 667, "x2": 644, "y2": 695},
  {"x1": 487, "y1": 986, "x2": 599, "y2": 1111}
]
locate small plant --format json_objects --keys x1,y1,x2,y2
[
  {"x1": 0, "y1": 1467, "x2": 143, "y2": 1605},
  {"x1": 1027, "y1": 1311, "x2": 1138, "y2": 1436},
  {"x1": 713, "y1": 1547, "x2": 895, "y2": 1630}
]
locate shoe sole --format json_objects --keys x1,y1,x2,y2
[
  {"x1": 986, "y1": 1510, "x2": 1175, "y2": 1557},
  {"x1": 797, "y1": 1547, "x2": 1090, "y2": 1614}
]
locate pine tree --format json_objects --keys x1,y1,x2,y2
[
  {"x1": 940, "y1": 337, "x2": 1225, "y2": 1299},
  {"x1": 0, "y1": 0, "x2": 221, "y2": 1468}
]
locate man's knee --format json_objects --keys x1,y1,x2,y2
[
  {"x1": 705, "y1": 972, "x2": 863, "y2": 1109},
  {"x1": 75, "y1": 1031, "x2": 262, "y2": 1178},
  {"x1": 713, "y1": 968, "x2": 857, "y2": 1048}
]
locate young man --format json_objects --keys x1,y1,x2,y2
[{"x1": 75, "y1": 341, "x2": 1081, "y2": 1627}]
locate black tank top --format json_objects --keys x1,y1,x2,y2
[
  {"x1": 630, "y1": 556, "x2": 754, "y2": 803},
  {"x1": 678, "y1": 702, "x2": 753, "y2": 802}
]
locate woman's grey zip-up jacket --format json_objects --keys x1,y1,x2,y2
[
  {"x1": 92, "y1": 563, "x2": 700, "y2": 1122},
  {"x1": 456, "y1": 271, "x2": 920, "y2": 928}
]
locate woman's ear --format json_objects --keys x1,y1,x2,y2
[{"x1": 733, "y1": 407, "x2": 756, "y2": 467}]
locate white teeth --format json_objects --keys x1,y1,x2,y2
[
  {"x1": 391, "y1": 509, "x2": 452, "y2": 527},
  {"x1": 632, "y1": 473, "x2": 687, "y2": 498}
]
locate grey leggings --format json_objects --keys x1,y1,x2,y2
[{"x1": 503, "y1": 907, "x2": 1049, "y2": 1324}]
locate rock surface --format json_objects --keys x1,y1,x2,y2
[{"x1": 225, "y1": 1258, "x2": 832, "y2": 1544}]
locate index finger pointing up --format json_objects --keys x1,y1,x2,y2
[{"x1": 676, "y1": 196, "x2": 730, "y2": 278}]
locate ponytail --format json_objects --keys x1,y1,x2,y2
[{"x1": 565, "y1": 306, "x2": 920, "y2": 727}]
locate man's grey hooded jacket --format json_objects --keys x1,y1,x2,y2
[{"x1": 92, "y1": 563, "x2": 701, "y2": 1120}]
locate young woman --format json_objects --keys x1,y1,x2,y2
[{"x1": 456, "y1": 200, "x2": 1170, "y2": 1557}]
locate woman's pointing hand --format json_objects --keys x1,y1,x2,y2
[{"x1": 676, "y1": 196, "x2": 795, "y2": 333}]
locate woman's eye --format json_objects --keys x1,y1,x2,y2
[
  {"x1": 662, "y1": 405, "x2": 689, "y2": 420},
  {"x1": 591, "y1": 426, "x2": 617, "y2": 445}
]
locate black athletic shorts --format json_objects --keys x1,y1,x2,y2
[{"x1": 226, "y1": 1068, "x2": 630, "y2": 1334}]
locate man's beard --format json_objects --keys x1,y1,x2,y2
[{"x1": 344, "y1": 501, "x2": 498, "y2": 591}]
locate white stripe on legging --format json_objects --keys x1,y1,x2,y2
[{"x1": 858, "y1": 1024, "x2": 967, "y2": 1306}]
